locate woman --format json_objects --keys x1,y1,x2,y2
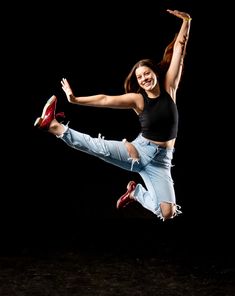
[{"x1": 34, "y1": 9, "x2": 192, "y2": 221}]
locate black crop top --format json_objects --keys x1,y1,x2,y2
[{"x1": 138, "y1": 90, "x2": 178, "y2": 142}]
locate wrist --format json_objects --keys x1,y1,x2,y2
[
  {"x1": 184, "y1": 17, "x2": 192, "y2": 22},
  {"x1": 69, "y1": 94, "x2": 76, "y2": 101}
]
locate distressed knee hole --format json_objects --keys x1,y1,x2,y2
[
  {"x1": 160, "y1": 202, "x2": 176, "y2": 220},
  {"x1": 122, "y1": 139, "x2": 139, "y2": 159}
]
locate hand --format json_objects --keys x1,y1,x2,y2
[
  {"x1": 61, "y1": 78, "x2": 76, "y2": 103},
  {"x1": 166, "y1": 9, "x2": 191, "y2": 21}
]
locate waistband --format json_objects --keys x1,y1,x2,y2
[{"x1": 139, "y1": 134, "x2": 175, "y2": 150}]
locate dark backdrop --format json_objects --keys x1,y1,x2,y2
[{"x1": 2, "y1": 0, "x2": 233, "y2": 262}]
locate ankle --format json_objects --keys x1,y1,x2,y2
[
  {"x1": 129, "y1": 190, "x2": 135, "y2": 200},
  {"x1": 48, "y1": 119, "x2": 64, "y2": 135}
]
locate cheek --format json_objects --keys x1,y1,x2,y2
[{"x1": 152, "y1": 76, "x2": 158, "y2": 87}]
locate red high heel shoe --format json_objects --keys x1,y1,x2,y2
[
  {"x1": 116, "y1": 181, "x2": 136, "y2": 209},
  {"x1": 34, "y1": 95, "x2": 65, "y2": 130}
]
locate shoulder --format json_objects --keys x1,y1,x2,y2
[{"x1": 119, "y1": 92, "x2": 144, "y2": 114}]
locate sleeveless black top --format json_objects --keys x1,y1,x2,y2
[{"x1": 138, "y1": 90, "x2": 178, "y2": 141}]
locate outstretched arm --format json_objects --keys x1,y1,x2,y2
[
  {"x1": 61, "y1": 78, "x2": 141, "y2": 110},
  {"x1": 164, "y1": 9, "x2": 192, "y2": 100}
]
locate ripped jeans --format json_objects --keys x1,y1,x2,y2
[{"x1": 58, "y1": 125, "x2": 182, "y2": 219}]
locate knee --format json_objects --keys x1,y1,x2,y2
[{"x1": 160, "y1": 202, "x2": 176, "y2": 221}]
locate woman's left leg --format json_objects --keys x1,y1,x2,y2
[
  {"x1": 59, "y1": 125, "x2": 140, "y2": 172},
  {"x1": 135, "y1": 165, "x2": 176, "y2": 219},
  {"x1": 117, "y1": 135, "x2": 181, "y2": 220}
]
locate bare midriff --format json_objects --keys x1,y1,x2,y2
[{"x1": 146, "y1": 137, "x2": 176, "y2": 149}]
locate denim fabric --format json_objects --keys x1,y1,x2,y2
[{"x1": 59, "y1": 126, "x2": 181, "y2": 219}]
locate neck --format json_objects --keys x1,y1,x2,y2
[{"x1": 146, "y1": 84, "x2": 161, "y2": 98}]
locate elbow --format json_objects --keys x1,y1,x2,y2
[{"x1": 102, "y1": 95, "x2": 110, "y2": 106}]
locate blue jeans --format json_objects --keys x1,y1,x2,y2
[{"x1": 59, "y1": 126, "x2": 182, "y2": 219}]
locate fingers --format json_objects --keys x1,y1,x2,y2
[
  {"x1": 61, "y1": 78, "x2": 69, "y2": 91},
  {"x1": 61, "y1": 77, "x2": 68, "y2": 87},
  {"x1": 166, "y1": 9, "x2": 180, "y2": 14},
  {"x1": 61, "y1": 77, "x2": 73, "y2": 99},
  {"x1": 166, "y1": 9, "x2": 190, "y2": 20}
]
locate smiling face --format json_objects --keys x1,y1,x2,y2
[{"x1": 135, "y1": 66, "x2": 158, "y2": 92}]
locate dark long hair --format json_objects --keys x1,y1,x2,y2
[{"x1": 124, "y1": 34, "x2": 178, "y2": 93}]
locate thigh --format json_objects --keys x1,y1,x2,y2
[{"x1": 143, "y1": 164, "x2": 176, "y2": 205}]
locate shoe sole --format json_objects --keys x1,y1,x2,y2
[{"x1": 34, "y1": 95, "x2": 57, "y2": 126}]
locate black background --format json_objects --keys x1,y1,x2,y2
[
  {"x1": 1, "y1": 1, "x2": 235, "y2": 295},
  {"x1": 2, "y1": 0, "x2": 233, "y2": 266}
]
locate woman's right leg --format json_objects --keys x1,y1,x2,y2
[{"x1": 34, "y1": 95, "x2": 140, "y2": 172}]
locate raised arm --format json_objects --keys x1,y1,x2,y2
[
  {"x1": 61, "y1": 78, "x2": 141, "y2": 110},
  {"x1": 164, "y1": 9, "x2": 192, "y2": 101}
]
